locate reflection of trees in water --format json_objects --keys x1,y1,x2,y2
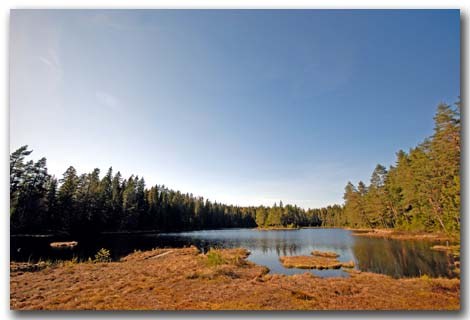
[
  {"x1": 352, "y1": 238, "x2": 453, "y2": 278},
  {"x1": 14, "y1": 231, "x2": 455, "y2": 279},
  {"x1": 157, "y1": 233, "x2": 456, "y2": 279},
  {"x1": 251, "y1": 238, "x2": 301, "y2": 256},
  {"x1": 158, "y1": 235, "x2": 304, "y2": 256}
]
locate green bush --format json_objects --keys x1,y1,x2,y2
[
  {"x1": 94, "y1": 248, "x2": 111, "y2": 263},
  {"x1": 206, "y1": 249, "x2": 225, "y2": 267}
]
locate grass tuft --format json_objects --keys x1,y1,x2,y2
[
  {"x1": 206, "y1": 249, "x2": 225, "y2": 267},
  {"x1": 94, "y1": 248, "x2": 111, "y2": 263}
]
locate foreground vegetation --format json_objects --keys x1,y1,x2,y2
[
  {"x1": 10, "y1": 101, "x2": 460, "y2": 237},
  {"x1": 10, "y1": 247, "x2": 459, "y2": 310}
]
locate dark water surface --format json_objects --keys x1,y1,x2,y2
[{"x1": 11, "y1": 228, "x2": 455, "y2": 278}]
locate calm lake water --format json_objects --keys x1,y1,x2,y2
[{"x1": 11, "y1": 228, "x2": 455, "y2": 278}]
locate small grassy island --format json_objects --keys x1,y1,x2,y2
[
  {"x1": 279, "y1": 250, "x2": 354, "y2": 269},
  {"x1": 312, "y1": 250, "x2": 340, "y2": 258},
  {"x1": 279, "y1": 255, "x2": 354, "y2": 270}
]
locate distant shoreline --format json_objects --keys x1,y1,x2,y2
[
  {"x1": 347, "y1": 228, "x2": 456, "y2": 242},
  {"x1": 10, "y1": 226, "x2": 457, "y2": 242},
  {"x1": 255, "y1": 226, "x2": 300, "y2": 231}
]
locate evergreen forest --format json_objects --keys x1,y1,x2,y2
[{"x1": 10, "y1": 101, "x2": 460, "y2": 237}]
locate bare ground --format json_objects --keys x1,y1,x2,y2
[{"x1": 10, "y1": 247, "x2": 460, "y2": 311}]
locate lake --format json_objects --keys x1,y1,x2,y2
[{"x1": 10, "y1": 228, "x2": 455, "y2": 278}]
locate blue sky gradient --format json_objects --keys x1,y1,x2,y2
[{"x1": 10, "y1": 10, "x2": 460, "y2": 208}]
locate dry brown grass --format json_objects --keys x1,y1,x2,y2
[
  {"x1": 50, "y1": 241, "x2": 78, "y2": 248},
  {"x1": 349, "y1": 228, "x2": 452, "y2": 241},
  {"x1": 280, "y1": 256, "x2": 355, "y2": 269},
  {"x1": 280, "y1": 256, "x2": 343, "y2": 269},
  {"x1": 340, "y1": 260, "x2": 355, "y2": 268},
  {"x1": 312, "y1": 250, "x2": 339, "y2": 258},
  {"x1": 431, "y1": 244, "x2": 460, "y2": 254},
  {"x1": 10, "y1": 246, "x2": 459, "y2": 310}
]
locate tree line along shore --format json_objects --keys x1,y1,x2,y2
[{"x1": 10, "y1": 101, "x2": 460, "y2": 238}]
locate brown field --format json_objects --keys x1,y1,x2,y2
[{"x1": 10, "y1": 247, "x2": 460, "y2": 310}]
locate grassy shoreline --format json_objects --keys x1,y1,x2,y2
[
  {"x1": 256, "y1": 226, "x2": 300, "y2": 231},
  {"x1": 11, "y1": 246, "x2": 459, "y2": 310},
  {"x1": 346, "y1": 228, "x2": 458, "y2": 242},
  {"x1": 255, "y1": 226, "x2": 459, "y2": 243}
]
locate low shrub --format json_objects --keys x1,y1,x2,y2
[
  {"x1": 206, "y1": 249, "x2": 225, "y2": 267},
  {"x1": 94, "y1": 248, "x2": 111, "y2": 263}
]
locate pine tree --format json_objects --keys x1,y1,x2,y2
[
  {"x1": 10, "y1": 145, "x2": 33, "y2": 197},
  {"x1": 57, "y1": 166, "x2": 79, "y2": 232}
]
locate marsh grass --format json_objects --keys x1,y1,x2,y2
[
  {"x1": 11, "y1": 248, "x2": 113, "y2": 274},
  {"x1": 311, "y1": 250, "x2": 340, "y2": 258},
  {"x1": 206, "y1": 249, "x2": 226, "y2": 267},
  {"x1": 280, "y1": 255, "x2": 355, "y2": 269},
  {"x1": 10, "y1": 247, "x2": 460, "y2": 310}
]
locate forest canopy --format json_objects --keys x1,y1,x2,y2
[{"x1": 341, "y1": 101, "x2": 460, "y2": 234}]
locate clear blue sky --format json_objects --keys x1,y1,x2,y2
[{"x1": 10, "y1": 10, "x2": 460, "y2": 209}]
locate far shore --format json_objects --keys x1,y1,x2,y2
[
  {"x1": 254, "y1": 226, "x2": 458, "y2": 243},
  {"x1": 255, "y1": 226, "x2": 300, "y2": 231},
  {"x1": 346, "y1": 228, "x2": 457, "y2": 242},
  {"x1": 11, "y1": 226, "x2": 459, "y2": 244}
]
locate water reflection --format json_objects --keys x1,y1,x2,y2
[
  {"x1": 352, "y1": 236, "x2": 455, "y2": 278},
  {"x1": 11, "y1": 228, "x2": 454, "y2": 278}
]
